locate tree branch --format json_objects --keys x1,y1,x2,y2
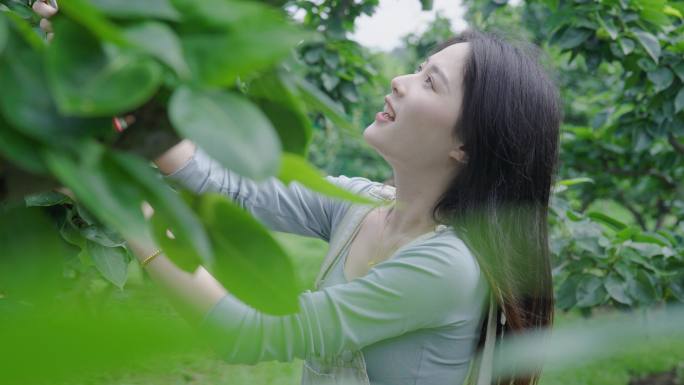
[
  {"x1": 615, "y1": 190, "x2": 648, "y2": 231},
  {"x1": 668, "y1": 132, "x2": 684, "y2": 155},
  {"x1": 1, "y1": 97, "x2": 182, "y2": 204},
  {"x1": 0, "y1": 160, "x2": 61, "y2": 204},
  {"x1": 654, "y1": 198, "x2": 669, "y2": 231}
]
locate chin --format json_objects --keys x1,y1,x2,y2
[
  {"x1": 362, "y1": 123, "x2": 381, "y2": 146},
  {"x1": 362, "y1": 125, "x2": 391, "y2": 159}
]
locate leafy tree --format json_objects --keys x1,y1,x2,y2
[
  {"x1": 462, "y1": 0, "x2": 684, "y2": 313},
  {"x1": 0, "y1": 0, "x2": 378, "y2": 316}
]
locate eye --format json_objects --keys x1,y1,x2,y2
[{"x1": 416, "y1": 64, "x2": 434, "y2": 89}]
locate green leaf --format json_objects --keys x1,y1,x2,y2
[
  {"x1": 670, "y1": 273, "x2": 684, "y2": 302},
  {"x1": 638, "y1": 0, "x2": 671, "y2": 26},
  {"x1": 675, "y1": 87, "x2": 684, "y2": 113},
  {"x1": 247, "y1": 68, "x2": 312, "y2": 156},
  {"x1": 566, "y1": 210, "x2": 584, "y2": 221},
  {"x1": 4, "y1": 11, "x2": 44, "y2": 51},
  {"x1": 0, "y1": 38, "x2": 109, "y2": 142},
  {"x1": 1, "y1": 0, "x2": 36, "y2": 20},
  {"x1": 57, "y1": 0, "x2": 129, "y2": 46},
  {"x1": 627, "y1": 242, "x2": 664, "y2": 258},
  {"x1": 43, "y1": 142, "x2": 150, "y2": 245},
  {"x1": 556, "y1": 27, "x2": 592, "y2": 50},
  {"x1": 123, "y1": 21, "x2": 190, "y2": 79},
  {"x1": 181, "y1": 26, "x2": 312, "y2": 87},
  {"x1": 420, "y1": 0, "x2": 434, "y2": 10},
  {"x1": 576, "y1": 274, "x2": 607, "y2": 307},
  {"x1": 632, "y1": 28, "x2": 660, "y2": 63},
  {"x1": 81, "y1": 225, "x2": 126, "y2": 247},
  {"x1": 597, "y1": 14, "x2": 618, "y2": 40},
  {"x1": 664, "y1": 4, "x2": 683, "y2": 18},
  {"x1": 633, "y1": 232, "x2": 670, "y2": 247},
  {"x1": 278, "y1": 153, "x2": 377, "y2": 205},
  {"x1": 618, "y1": 37, "x2": 635, "y2": 55},
  {"x1": 0, "y1": 12, "x2": 8, "y2": 55},
  {"x1": 616, "y1": 229, "x2": 641, "y2": 245},
  {"x1": 60, "y1": 212, "x2": 86, "y2": 248},
  {"x1": 586, "y1": 211, "x2": 628, "y2": 231},
  {"x1": 321, "y1": 72, "x2": 339, "y2": 91},
  {"x1": 149, "y1": 213, "x2": 202, "y2": 273},
  {"x1": 173, "y1": 0, "x2": 313, "y2": 86},
  {"x1": 109, "y1": 150, "x2": 213, "y2": 271},
  {"x1": 627, "y1": 269, "x2": 658, "y2": 305},
  {"x1": 86, "y1": 241, "x2": 129, "y2": 289},
  {"x1": 340, "y1": 82, "x2": 359, "y2": 103},
  {"x1": 45, "y1": 18, "x2": 163, "y2": 117},
  {"x1": 0, "y1": 205, "x2": 70, "y2": 304},
  {"x1": 197, "y1": 193, "x2": 300, "y2": 315},
  {"x1": 604, "y1": 273, "x2": 633, "y2": 305},
  {"x1": 169, "y1": 86, "x2": 281, "y2": 181},
  {"x1": 171, "y1": 0, "x2": 280, "y2": 28},
  {"x1": 24, "y1": 191, "x2": 71, "y2": 207},
  {"x1": 556, "y1": 275, "x2": 580, "y2": 310},
  {"x1": 89, "y1": 0, "x2": 181, "y2": 21},
  {"x1": 76, "y1": 203, "x2": 99, "y2": 225},
  {"x1": 673, "y1": 63, "x2": 684, "y2": 81},
  {"x1": 647, "y1": 67, "x2": 674, "y2": 92},
  {"x1": 0, "y1": 116, "x2": 48, "y2": 174},
  {"x1": 292, "y1": 76, "x2": 360, "y2": 139},
  {"x1": 558, "y1": 177, "x2": 595, "y2": 186}
]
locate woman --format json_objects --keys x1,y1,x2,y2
[
  {"x1": 36, "y1": 2, "x2": 560, "y2": 381},
  {"x1": 135, "y1": 30, "x2": 561, "y2": 385}
]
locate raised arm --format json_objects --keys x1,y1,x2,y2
[
  {"x1": 158, "y1": 142, "x2": 374, "y2": 242},
  {"x1": 197, "y1": 237, "x2": 489, "y2": 364}
]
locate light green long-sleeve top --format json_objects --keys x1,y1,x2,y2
[{"x1": 162, "y1": 146, "x2": 490, "y2": 385}]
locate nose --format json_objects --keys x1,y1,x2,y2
[{"x1": 391, "y1": 76, "x2": 404, "y2": 97}]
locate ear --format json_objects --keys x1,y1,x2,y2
[{"x1": 449, "y1": 145, "x2": 468, "y2": 164}]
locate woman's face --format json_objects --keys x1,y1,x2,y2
[{"x1": 364, "y1": 42, "x2": 470, "y2": 171}]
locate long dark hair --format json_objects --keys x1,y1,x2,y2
[{"x1": 429, "y1": 29, "x2": 562, "y2": 385}]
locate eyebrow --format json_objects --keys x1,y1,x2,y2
[{"x1": 425, "y1": 56, "x2": 450, "y2": 93}]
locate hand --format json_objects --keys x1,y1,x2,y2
[
  {"x1": 55, "y1": 187, "x2": 175, "y2": 239},
  {"x1": 141, "y1": 200, "x2": 155, "y2": 221},
  {"x1": 141, "y1": 201, "x2": 176, "y2": 239},
  {"x1": 31, "y1": 0, "x2": 58, "y2": 42},
  {"x1": 55, "y1": 186, "x2": 74, "y2": 201}
]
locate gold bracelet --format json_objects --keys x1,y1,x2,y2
[{"x1": 141, "y1": 248, "x2": 162, "y2": 267}]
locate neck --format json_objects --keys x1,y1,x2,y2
[{"x1": 383, "y1": 167, "x2": 454, "y2": 238}]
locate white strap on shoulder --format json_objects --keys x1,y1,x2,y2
[{"x1": 314, "y1": 183, "x2": 387, "y2": 288}]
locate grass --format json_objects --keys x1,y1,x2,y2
[
  {"x1": 539, "y1": 309, "x2": 684, "y2": 385},
  {"x1": 67, "y1": 231, "x2": 682, "y2": 385}
]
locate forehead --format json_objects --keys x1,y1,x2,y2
[
  {"x1": 431, "y1": 42, "x2": 469, "y2": 64},
  {"x1": 428, "y1": 42, "x2": 470, "y2": 86}
]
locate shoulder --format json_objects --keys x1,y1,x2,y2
[
  {"x1": 324, "y1": 175, "x2": 394, "y2": 200},
  {"x1": 365, "y1": 231, "x2": 487, "y2": 327},
  {"x1": 390, "y1": 231, "x2": 483, "y2": 298}
]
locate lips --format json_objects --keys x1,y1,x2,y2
[{"x1": 383, "y1": 96, "x2": 396, "y2": 121}]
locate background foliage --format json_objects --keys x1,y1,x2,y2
[{"x1": 1, "y1": 0, "x2": 683, "y2": 384}]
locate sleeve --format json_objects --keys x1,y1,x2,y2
[
  {"x1": 161, "y1": 145, "x2": 374, "y2": 242},
  {"x1": 196, "y1": 239, "x2": 485, "y2": 364}
]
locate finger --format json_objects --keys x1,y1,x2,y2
[
  {"x1": 140, "y1": 201, "x2": 155, "y2": 220},
  {"x1": 39, "y1": 18, "x2": 53, "y2": 33},
  {"x1": 55, "y1": 186, "x2": 75, "y2": 200},
  {"x1": 32, "y1": 1, "x2": 58, "y2": 18}
]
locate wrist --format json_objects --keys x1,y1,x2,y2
[{"x1": 127, "y1": 239, "x2": 158, "y2": 262}]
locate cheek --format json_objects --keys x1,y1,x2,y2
[
  {"x1": 406, "y1": 98, "x2": 454, "y2": 131},
  {"x1": 410, "y1": 102, "x2": 457, "y2": 152}
]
